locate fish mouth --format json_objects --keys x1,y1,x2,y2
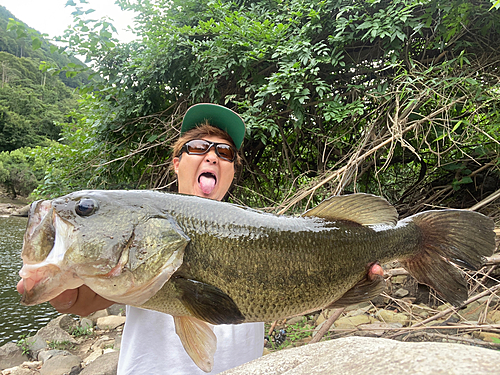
[{"x1": 20, "y1": 200, "x2": 83, "y2": 305}]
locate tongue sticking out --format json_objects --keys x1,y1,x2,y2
[{"x1": 199, "y1": 174, "x2": 216, "y2": 195}]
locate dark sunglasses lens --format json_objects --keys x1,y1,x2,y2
[
  {"x1": 186, "y1": 140, "x2": 210, "y2": 154},
  {"x1": 216, "y1": 145, "x2": 235, "y2": 161}
]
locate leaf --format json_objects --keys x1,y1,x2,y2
[
  {"x1": 31, "y1": 37, "x2": 42, "y2": 50},
  {"x1": 147, "y1": 134, "x2": 158, "y2": 142}
]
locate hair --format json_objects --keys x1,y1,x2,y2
[{"x1": 170, "y1": 121, "x2": 242, "y2": 169}]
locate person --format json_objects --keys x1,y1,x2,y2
[{"x1": 17, "y1": 103, "x2": 265, "y2": 374}]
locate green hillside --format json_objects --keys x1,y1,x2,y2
[
  {"x1": 0, "y1": 5, "x2": 88, "y2": 88},
  {"x1": 0, "y1": 5, "x2": 82, "y2": 152}
]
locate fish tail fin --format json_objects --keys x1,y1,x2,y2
[{"x1": 401, "y1": 210, "x2": 495, "y2": 306}]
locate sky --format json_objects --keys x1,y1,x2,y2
[{"x1": 0, "y1": 0, "x2": 137, "y2": 42}]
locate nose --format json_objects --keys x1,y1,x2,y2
[{"x1": 205, "y1": 148, "x2": 218, "y2": 164}]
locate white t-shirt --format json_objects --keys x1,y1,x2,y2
[{"x1": 117, "y1": 306, "x2": 265, "y2": 375}]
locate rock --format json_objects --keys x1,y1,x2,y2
[
  {"x1": 344, "y1": 302, "x2": 371, "y2": 312},
  {"x1": 0, "y1": 343, "x2": 29, "y2": 371},
  {"x1": 106, "y1": 304, "x2": 126, "y2": 317},
  {"x1": 90, "y1": 336, "x2": 115, "y2": 351},
  {"x1": 487, "y1": 310, "x2": 500, "y2": 324},
  {"x1": 393, "y1": 288, "x2": 409, "y2": 298},
  {"x1": 437, "y1": 303, "x2": 453, "y2": 311},
  {"x1": 10, "y1": 204, "x2": 30, "y2": 217},
  {"x1": 96, "y1": 316, "x2": 126, "y2": 331},
  {"x1": 334, "y1": 314, "x2": 375, "y2": 329},
  {"x1": 83, "y1": 350, "x2": 103, "y2": 366},
  {"x1": 376, "y1": 309, "x2": 410, "y2": 326},
  {"x1": 473, "y1": 332, "x2": 500, "y2": 343},
  {"x1": 79, "y1": 351, "x2": 119, "y2": 375},
  {"x1": 35, "y1": 315, "x2": 77, "y2": 346},
  {"x1": 390, "y1": 275, "x2": 407, "y2": 284},
  {"x1": 80, "y1": 318, "x2": 94, "y2": 331},
  {"x1": 220, "y1": 336, "x2": 500, "y2": 374},
  {"x1": 38, "y1": 350, "x2": 72, "y2": 364},
  {"x1": 87, "y1": 310, "x2": 109, "y2": 323},
  {"x1": 411, "y1": 304, "x2": 431, "y2": 319},
  {"x1": 27, "y1": 335, "x2": 48, "y2": 354},
  {"x1": 356, "y1": 322, "x2": 402, "y2": 337},
  {"x1": 39, "y1": 352, "x2": 81, "y2": 375},
  {"x1": 460, "y1": 302, "x2": 482, "y2": 321},
  {"x1": 1, "y1": 365, "x2": 34, "y2": 375},
  {"x1": 344, "y1": 305, "x2": 371, "y2": 317},
  {"x1": 314, "y1": 310, "x2": 332, "y2": 327}
]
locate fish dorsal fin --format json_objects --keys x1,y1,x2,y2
[
  {"x1": 174, "y1": 316, "x2": 216, "y2": 373},
  {"x1": 173, "y1": 276, "x2": 246, "y2": 325},
  {"x1": 303, "y1": 193, "x2": 398, "y2": 226}
]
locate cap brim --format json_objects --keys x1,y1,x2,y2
[{"x1": 181, "y1": 104, "x2": 245, "y2": 149}]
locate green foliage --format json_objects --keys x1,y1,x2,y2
[
  {"x1": 0, "y1": 148, "x2": 44, "y2": 198},
  {"x1": 47, "y1": 340, "x2": 75, "y2": 350},
  {"x1": 71, "y1": 325, "x2": 93, "y2": 337},
  {"x1": 32, "y1": 0, "x2": 500, "y2": 214},
  {"x1": 0, "y1": 51, "x2": 79, "y2": 152},
  {"x1": 16, "y1": 333, "x2": 33, "y2": 356},
  {"x1": 0, "y1": 5, "x2": 90, "y2": 88}
]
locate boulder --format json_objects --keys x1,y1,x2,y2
[
  {"x1": 221, "y1": 336, "x2": 500, "y2": 375},
  {"x1": 96, "y1": 316, "x2": 126, "y2": 331},
  {"x1": 0, "y1": 343, "x2": 29, "y2": 371},
  {"x1": 79, "y1": 351, "x2": 119, "y2": 375},
  {"x1": 39, "y1": 352, "x2": 81, "y2": 375},
  {"x1": 35, "y1": 315, "x2": 77, "y2": 345}
]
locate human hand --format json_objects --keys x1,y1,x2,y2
[{"x1": 17, "y1": 280, "x2": 114, "y2": 316}]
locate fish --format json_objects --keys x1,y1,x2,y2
[{"x1": 19, "y1": 190, "x2": 496, "y2": 372}]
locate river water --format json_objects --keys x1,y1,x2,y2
[{"x1": 0, "y1": 216, "x2": 59, "y2": 346}]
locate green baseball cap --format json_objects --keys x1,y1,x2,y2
[{"x1": 181, "y1": 103, "x2": 246, "y2": 149}]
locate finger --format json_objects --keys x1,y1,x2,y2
[
  {"x1": 17, "y1": 279, "x2": 24, "y2": 294},
  {"x1": 50, "y1": 289, "x2": 79, "y2": 313},
  {"x1": 51, "y1": 285, "x2": 113, "y2": 316}
]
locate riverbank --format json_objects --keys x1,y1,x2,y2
[
  {"x1": 0, "y1": 305, "x2": 125, "y2": 375},
  {"x1": 0, "y1": 194, "x2": 29, "y2": 217}
]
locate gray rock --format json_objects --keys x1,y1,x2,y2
[
  {"x1": 87, "y1": 310, "x2": 109, "y2": 323},
  {"x1": 96, "y1": 316, "x2": 126, "y2": 331},
  {"x1": 221, "y1": 336, "x2": 500, "y2": 375},
  {"x1": 0, "y1": 342, "x2": 29, "y2": 371},
  {"x1": 79, "y1": 351, "x2": 119, "y2": 375},
  {"x1": 38, "y1": 349, "x2": 73, "y2": 363},
  {"x1": 39, "y1": 352, "x2": 81, "y2": 375},
  {"x1": 11, "y1": 204, "x2": 30, "y2": 217},
  {"x1": 80, "y1": 318, "x2": 94, "y2": 331},
  {"x1": 106, "y1": 304, "x2": 126, "y2": 316},
  {"x1": 2, "y1": 366, "x2": 34, "y2": 375},
  {"x1": 28, "y1": 334, "x2": 48, "y2": 353},
  {"x1": 393, "y1": 287, "x2": 409, "y2": 298},
  {"x1": 36, "y1": 315, "x2": 77, "y2": 345}
]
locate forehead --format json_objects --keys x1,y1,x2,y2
[{"x1": 196, "y1": 136, "x2": 233, "y2": 145}]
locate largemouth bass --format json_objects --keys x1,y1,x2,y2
[{"x1": 19, "y1": 190, "x2": 495, "y2": 371}]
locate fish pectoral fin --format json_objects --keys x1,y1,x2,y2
[
  {"x1": 303, "y1": 193, "x2": 398, "y2": 226},
  {"x1": 173, "y1": 276, "x2": 245, "y2": 325},
  {"x1": 326, "y1": 272, "x2": 386, "y2": 309},
  {"x1": 174, "y1": 316, "x2": 216, "y2": 373}
]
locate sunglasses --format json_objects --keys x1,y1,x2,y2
[{"x1": 180, "y1": 139, "x2": 237, "y2": 162}]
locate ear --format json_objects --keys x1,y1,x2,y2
[{"x1": 173, "y1": 157, "x2": 180, "y2": 175}]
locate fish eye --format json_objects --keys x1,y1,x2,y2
[{"x1": 75, "y1": 198, "x2": 98, "y2": 217}]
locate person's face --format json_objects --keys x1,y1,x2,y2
[{"x1": 172, "y1": 135, "x2": 236, "y2": 201}]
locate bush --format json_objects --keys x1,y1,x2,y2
[{"x1": 0, "y1": 148, "x2": 43, "y2": 198}]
